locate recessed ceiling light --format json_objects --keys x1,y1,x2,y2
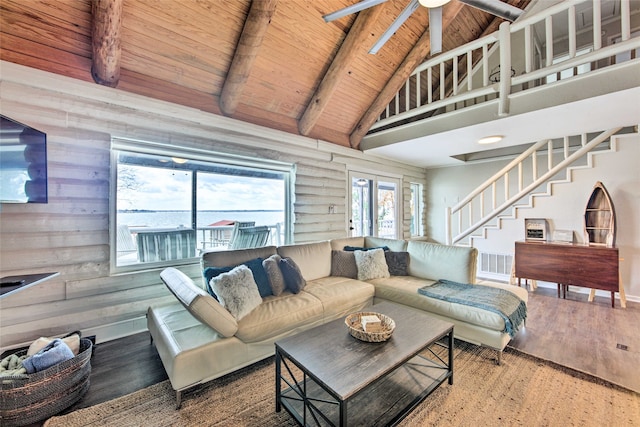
[{"x1": 478, "y1": 135, "x2": 503, "y2": 145}]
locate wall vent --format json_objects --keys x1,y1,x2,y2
[{"x1": 479, "y1": 252, "x2": 513, "y2": 276}]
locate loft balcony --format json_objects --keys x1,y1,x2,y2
[{"x1": 361, "y1": 0, "x2": 640, "y2": 168}]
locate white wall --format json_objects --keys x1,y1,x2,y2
[
  {"x1": 0, "y1": 62, "x2": 425, "y2": 349},
  {"x1": 425, "y1": 132, "x2": 640, "y2": 301}
]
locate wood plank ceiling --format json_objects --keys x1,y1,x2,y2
[{"x1": 0, "y1": 0, "x2": 530, "y2": 149}]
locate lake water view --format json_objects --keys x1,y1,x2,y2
[{"x1": 118, "y1": 210, "x2": 284, "y2": 229}]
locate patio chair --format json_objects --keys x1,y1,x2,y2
[
  {"x1": 229, "y1": 226, "x2": 270, "y2": 249},
  {"x1": 226, "y1": 221, "x2": 255, "y2": 248}
]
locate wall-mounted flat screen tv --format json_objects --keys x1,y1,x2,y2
[{"x1": 0, "y1": 115, "x2": 48, "y2": 203}]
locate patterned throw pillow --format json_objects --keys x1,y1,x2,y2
[
  {"x1": 385, "y1": 251, "x2": 410, "y2": 276},
  {"x1": 330, "y1": 250, "x2": 357, "y2": 278},
  {"x1": 354, "y1": 248, "x2": 390, "y2": 281},
  {"x1": 263, "y1": 254, "x2": 286, "y2": 296},
  {"x1": 279, "y1": 257, "x2": 306, "y2": 294},
  {"x1": 210, "y1": 265, "x2": 262, "y2": 320}
]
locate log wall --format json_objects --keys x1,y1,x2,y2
[{"x1": 0, "y1": 62, "x2": 425, "y2": 349}]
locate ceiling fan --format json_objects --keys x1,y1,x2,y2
[{"x1": 323, "y1": 0, "x2": 524, "y2": 55}]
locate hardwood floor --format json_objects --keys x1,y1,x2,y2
[{"x1": 45, "y1": 285, "x2": 639, "y2": 424}]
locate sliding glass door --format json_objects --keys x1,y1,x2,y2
[{"x1": 348, "y1": 172, "x2": 400, "y2": 239}]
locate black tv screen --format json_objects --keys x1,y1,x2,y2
[{"x1": 0, "y1": 115, "x2": 48, "y2": 203}]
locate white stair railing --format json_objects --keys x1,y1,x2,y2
[{"x1": 445, "y1": 128, "x2": 622, "y2": 245}]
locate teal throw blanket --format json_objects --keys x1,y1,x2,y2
[{"x1": 418, "y1": 280, "x2": 527, "y2": 337}]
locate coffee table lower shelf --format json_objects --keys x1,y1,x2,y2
[{"x1": 275, "y1": 332, "x2": 453, "y2": 426}]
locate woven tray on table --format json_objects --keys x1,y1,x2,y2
[
  {"x1": 345, "y1": 311, "x2": 395, "y2": 343},
  {"x1": 0, "y1": 338, "x2": 93, "y2": 427}
]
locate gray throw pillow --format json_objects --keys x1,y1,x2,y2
[
  {"x1": 279, "y1": 257, "x2": 306, "y2": 294},
  {"x1": 331, "y1": 250, "x2": 357, "y2": 279},
  {"x1": 263, "y1": 254, "x2": 286, "y2": 296},
  {"x1": 385, "y1": 251, "x2": 410, "y2": 276},
  {"x1": 210, "y1": 265, "x2": 262, "y2": 320}
]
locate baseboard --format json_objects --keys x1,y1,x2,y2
[{"x1": 82, "y1": 316, "x2": 149, "y2": 344}]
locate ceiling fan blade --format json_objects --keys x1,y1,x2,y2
[
  {"x1": 369, "y1": 0, "x2": 421, "y2": 54},
  {"x1": 323, "y1": 0, "x2": 388, "y2": 23},
  {"x1": 459, "y1": 0, "x2": 524, "y2": 22},
  {"x1": 429, "y1": 6, "x2": 443, "y2": 55}
]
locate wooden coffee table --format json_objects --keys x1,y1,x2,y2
[{"x1": 275, "y1": 301, "x2": 454, "y2": 426}]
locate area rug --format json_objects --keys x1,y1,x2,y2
[{"x1": 44, "y1": 342, "x2": 639, "y2": 426}]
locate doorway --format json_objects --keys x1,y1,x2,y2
[{"x1": 348, "y1": 172, "x2": 400, "y2": 239}]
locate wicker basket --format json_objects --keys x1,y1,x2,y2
[
  {"x1": 0, "y1": 338, "x2": 93, "y2": 427},
  {"x1": 345, "y1": 312, "x2": 395, "y2": 343}
]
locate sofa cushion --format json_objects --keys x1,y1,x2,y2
[
  {"x1": 354, "y1": 248, "x2": 390, "y2": 280},
  {"x1": 330, "y1": 237, "x2": 364, "y2": 251},
  {"x1": 370, "y1": 276, "x2": 527, "y2": 332},
  {"x1": 330, "y1": 250, "x2": 357, "y2": 278},
  {"x1": 407, "y1": 240, "x2": 478, "y2": 284},
  {"x1": 344, "y1": 245, "x2": 390, "y2": 252},
  {"x1": 304, "y1": 277, "x2": 374, "y2": 319},
  {"x1": 202, "y1": 246, "x2": 277, "y2": 269},
  {"x1": 263, "y1": 254, "x2": 285, "y2": 296},
  {"x1": 385, "y1": 251, "x2": 409, "y2": 276},
  {"x1": 235, "y1": 291, "x2": 324, "y2": 342},
  {"x1": 279, "y1": 257, "x2": 306, "y2": 293},
  {"x1": 277, "y1": 241, "x2": 332, "y2": 281},
  {"x1": 210, "y1": 265, "x2": 263, "y2": 321},
  {"x1": 160, "y1": 267, "x2": 238, "y2": 337},
  {"x1": 364, "y1": 237, "x2": 407, "y2": 252}
]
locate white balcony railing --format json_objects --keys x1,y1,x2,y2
[{"x1": 371, "y1": 0, "x2": 639, "y2": 132}]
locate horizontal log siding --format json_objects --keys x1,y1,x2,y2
[{"x1": 0, "y1": 63, "x2": 425, "y2": 349}]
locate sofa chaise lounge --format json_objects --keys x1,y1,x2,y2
[{"x1": 147, "y1": 237, "x2": 528, "y2": 407}]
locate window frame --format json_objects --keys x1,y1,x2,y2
[{"x1": 109, "y1": 138, "x2": 294, "y2": 274}]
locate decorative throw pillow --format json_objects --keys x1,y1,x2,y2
[
  {"x1": 354, "y1": 248, "x2": 390, "y2": 281},
  {"x1": 343, "y1": 245, "x2": 390, "y2": 252},
  {"x1": 204, "y1": 257, "x2": 272, "y2": 299},
  {"x1": 263, "y1": 254, "x2": 286, "y2": 296},
  {"x1": 385, "y1": 251, "x2": 410, "y2": 276},
  {"x1": 330, "y1": 250, "x2": 357, "y2": 279},
  {"x1": 210, "y1": 265, "x2": 262, "y2": 320},
  {"x1": 203, "y1": 266, "x2": 233, "y2": 299},
  {"x1": 243, "y1": 258, "x2": 272, "y2": 298},
  {"x1": 279, "y1": 257, "x2": 306, "y2": 294}
]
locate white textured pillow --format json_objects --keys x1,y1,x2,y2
[
  {"x1": 210, "y1": 265, "x2": 262, "y2": 320},
  {"x1": 354, "y1": 248, "x2": 390, "y2": 280}
]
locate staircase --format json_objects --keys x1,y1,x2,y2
[{"x1": 445, "y1": 127, "x2": 632, "y2": 246}]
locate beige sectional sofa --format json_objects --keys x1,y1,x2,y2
[{"x1": 147, "y1": 237, "x2": 527, "y2": 407}]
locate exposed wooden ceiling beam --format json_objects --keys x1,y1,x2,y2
[
  {"x1": 298, "y1": 5, "x2": 385, "y2": 136},
  {"x1": 91, "y1": 0, "x2": 123, "y2": 88},
  {"x1": 220, "y1": 0, "x2": 278, "y2": 116},
  {"x1": 349, "y1": 2, "x2": 466, "y2": 148}
]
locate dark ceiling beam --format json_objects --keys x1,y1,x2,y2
[
  {"x1": 349, "y1": 2, "x2": 466, "y2": 148},
  {"x1": 298, "y1": 5, "x2": 385, "y2": 136},
  {"x1": 91, "y1": 0, "x2": 123, "y2": 88},
  {"x1": 220, "y1": 0, "x2": 278, "y2": 116}
]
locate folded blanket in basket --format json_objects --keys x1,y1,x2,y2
[
  {"x1": 0, "y1": 353, "x2": 27, "y2": 376},
  {"x1": 22, "y1": 338, "x2": 75, "y2": 374}
]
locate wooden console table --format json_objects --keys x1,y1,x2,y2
[{"x1": 514, "y1": 241, "x2": 626, "y2": 308}]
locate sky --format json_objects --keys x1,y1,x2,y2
[{"x1": 117, "y1": 164, "x2": 285, "y2": 211}]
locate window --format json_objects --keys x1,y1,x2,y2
[
  {"x1": 112, "y1": 140, "x2": 292, "y2": 272},
  {"x1": 348, "y1": 172, "x2": 400, "y2": 239},
  {"x1": 546, "y1": 47, "x2": 593, "y2": 84},
  {"x1": 410, "y1": 182, "x2": 424, "y2": 237}
]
